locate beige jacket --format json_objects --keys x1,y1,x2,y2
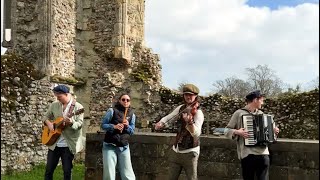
[{"x1": 43, "y1": 100, "x2": 85, "y2": 154}]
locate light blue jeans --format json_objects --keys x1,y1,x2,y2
[{"x1": 102, "y1": 142, "x2": 136, "y2": 180}]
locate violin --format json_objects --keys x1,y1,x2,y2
[
  {"x1": 167, "y1": 100, "x2": 200, "y2": 122},
  {"x1": 154, "y1": 100, "x2": 200, "y2": 131},
  {"x1": 184, "y1": 101, "x2": 199, "y2": 116}
]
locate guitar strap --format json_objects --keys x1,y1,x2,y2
[{"x1": 67, "y1": 99, "x2": 76, "y2": 117}]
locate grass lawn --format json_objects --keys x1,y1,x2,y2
[{"x1": 1, "y1": 163, "x2": 85, "y2": 180}]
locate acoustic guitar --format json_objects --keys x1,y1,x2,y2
[{"x1": 41, "y1": 108, "x2": 84, "y2": 146}]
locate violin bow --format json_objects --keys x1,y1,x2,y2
[{"x1": 160, "y1": 100, "x2": 198, "y2": 127}]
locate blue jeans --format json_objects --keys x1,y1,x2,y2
[{"x1": 102, "y1": 142, "x2": 135, "y2": 180}]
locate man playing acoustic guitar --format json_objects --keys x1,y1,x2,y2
[{"x1": 42, "y1": 84, "x2": 84, "y2": 180}]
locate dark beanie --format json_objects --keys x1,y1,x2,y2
[{"x1": 53, "y1": 85, "x2": 70, "y2": 94}]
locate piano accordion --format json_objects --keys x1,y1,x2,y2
[{"x1": 242, "y1": 114, "x2": 277, "y2": 146}]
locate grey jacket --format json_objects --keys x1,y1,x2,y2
[{"x1": 224, "y1": 106, "x2": 269, "y2": 160}]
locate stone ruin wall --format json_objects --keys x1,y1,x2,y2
[
  {"x1": 150, "y1": 88, "x2": 319, "y2": 140},
  {"x1": 50, "y1": 0, "x2": 76, "y2": 77},
  {"x1": 9, "y1": 0, "x2": 44, "y2": 72},
  {"x1": 75, "y1": 0, "x2": 162, "y2": 133},
  {"x1": 1, "y1": 0, "x2": 319, "y2": 175},
  {"x1": 9, "y1": 0, "x2": 77, "y2": 77},
  {"x1": 1, "y1": 54, "x2": 54, "y2": 173}
]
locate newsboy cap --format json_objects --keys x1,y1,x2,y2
[
  {"x1": 53, "y1": 85, "x2": 70, "y2": 94},
  {"x1": 245, "y1": 90, "x2": 264, "y2": 101},
  {"x1": 182, "y1": 84, "x2": 199, "y2": 95}
]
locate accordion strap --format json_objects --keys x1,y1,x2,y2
[{"x1": 241, "y1": 108, "x2": 251, "y2": 114}]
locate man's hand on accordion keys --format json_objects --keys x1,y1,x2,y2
[{"x1": 234, "y1": 128, "x2": 249, "y2": 139}]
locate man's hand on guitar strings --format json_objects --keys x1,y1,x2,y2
[{"x1": 64, "y1": 117, "x2": 73, "y2": 127}]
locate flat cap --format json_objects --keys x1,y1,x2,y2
[
  {"x1": 53, "y1": 85, "x2": 70, "y2": 94},
  {"x1": 245, "y1": 90, "x2": 264, "y2": 101},
  {"x1": 182, "y1": 84, "x2": 199, "y2": 95}
]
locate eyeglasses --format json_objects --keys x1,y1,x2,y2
[{"x1": 121, "y1": 98, "x2": 130, "y2": 102}]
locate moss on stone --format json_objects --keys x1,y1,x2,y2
[
  {"x1": 1, "y1": 52, "x2": 44, "y2": 110},
  {"x1": 130, "y1": 64, "x2": 154, "y2": 83},
  {"x1": 50, "y1": 74, "x2": 86, "y2": 86}
]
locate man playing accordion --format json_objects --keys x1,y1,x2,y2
[{"x1": 224, "y1": 90, "x2": 280, "y2": 180}]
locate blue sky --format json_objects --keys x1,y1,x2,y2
[
  {"x1": 1, "y1": 0, "x2": 319, "y2": 95},
  {"x1": 144, "y1": 0, "x2": 319, "y2": 95},
  {"x1": 247, "y1": 0, "x2": 319, "y2": 9}
]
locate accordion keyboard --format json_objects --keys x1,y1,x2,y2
[
  {"x1": 242, "y1": 115, "x2": 257, "y2": 145},
  {"x1": 242, "y1": 114, "x2": 276, "y2": 146}
]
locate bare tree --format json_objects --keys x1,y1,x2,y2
[
  {"x1": 213, "y1": 76, "x2": 251, "y2": 98},
  {"x1": 246, "y1": 65, "x2": 283, "y2": 97},
  {"x1": 311, "y1": 76, "x2": 319, "y2": 89},
  {"x1": 177, "y1": 81, "x2": 188, "y2": 92}
]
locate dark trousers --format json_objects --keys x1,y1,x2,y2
[
  {"x1": 44, "y1": 147, "x2": 74, "y2": 180},
  {"x1": 241, "y1": 154, "x2": 270, "y2": 180},
  {"x1": 168, "y1": 149, "x2": 199, "y2": 180}
]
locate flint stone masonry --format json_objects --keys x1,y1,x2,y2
[
  {"x1": 1, "y1": 79, "x2": 54, "y2": 173},
  {"x1": 152, "y1": 89, "x2": 319, "y2": 140},
  {"x1": 50, "y1": 0, "x2": 76, "y2": 77},
  {"x1": 85, "y1": 133, "x2": 319, "y2": 180}
]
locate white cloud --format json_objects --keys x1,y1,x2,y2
[{"x1": 145, "y1": 0, "x2": 319, "y2": 95}]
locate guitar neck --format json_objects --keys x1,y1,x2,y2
[
  {"x1": 54, "y1": 108, "x2": 84, "y2": 127},
  {"x1": 55, "y1": 114, "x2": 75, "y2": 127}
]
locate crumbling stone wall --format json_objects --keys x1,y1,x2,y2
[
  {"x1": 8, "y1": 0, "x2": 77, "y2": 77},
  {"x1": 74, "y1": 0, "x2": 162, "y2": 134},
  {"x1": 50, "y1": 0, "x2": 76, "y2": 77},
  {"x1": 151, "y1": 88, "x2": 319, "y2": 140},
  {"x1": 11, "y1": 0, "x2": 45, "y2": 71},
  {"x1": 1, "y1": 54, "x2": 54, "y2": 173}
]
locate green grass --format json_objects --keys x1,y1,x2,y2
[{"x1": 1, "y1": 163, "x2": 85, "y2": 180}]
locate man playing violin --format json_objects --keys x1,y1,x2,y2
[
  {"x1": 43, "y1": 85, "x2": 85, "y2": 180},
  {"x1": 155, "y1": 84, "x2": 204, "y2": 180}
]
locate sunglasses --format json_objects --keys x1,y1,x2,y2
[{"x1": 121, "y1": 98, "x2": 130, "y2": 102}]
